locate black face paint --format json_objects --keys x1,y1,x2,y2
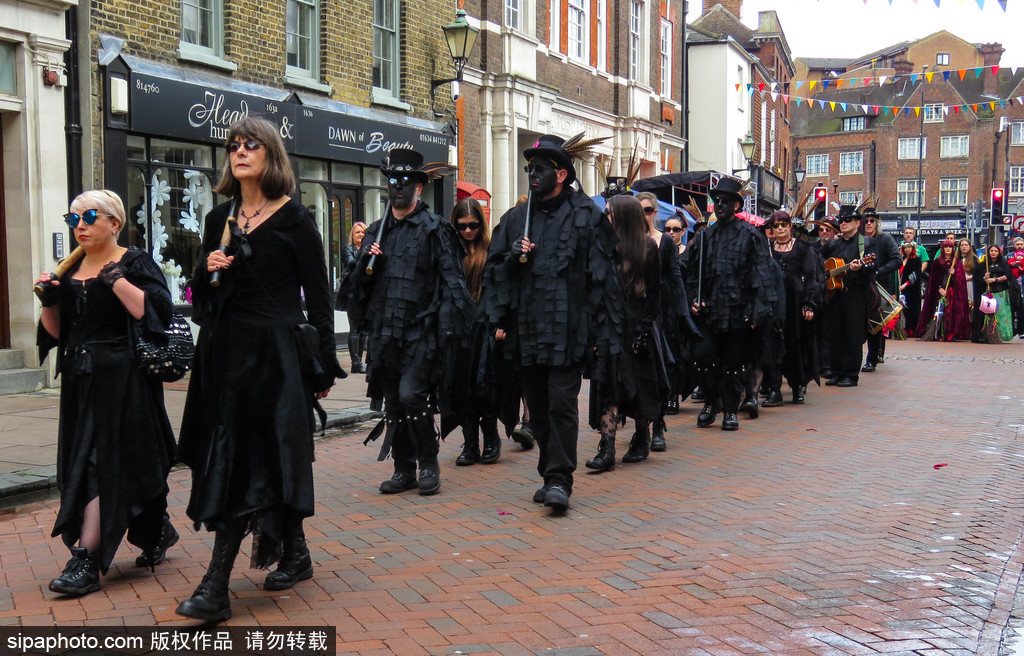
[
  {"x1": 388, "y1": 175, "x2": 417, "y2": 210},
  {"x1": 712, "y1": 194, "x2": 738, "y2": 223},
  {"x1": 526, "y1": 161, "x2": 560, "y2": 199}
]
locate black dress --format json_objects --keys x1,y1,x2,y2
[
  {"x1": 899, "y1": 257, "x2": 923, "y2": 337},
  {"x1": 770, "y1": 239, "x2": 823, "y2": 388},
  {"x1": 38, "y1": 248, "x2": 177, "y2": 573},
  {"x1": 179, "y1": 199, "x2": 341, "y2": 567},
  {"x1": 589, "y1": 239, "x2": 668, "y2": 427}
]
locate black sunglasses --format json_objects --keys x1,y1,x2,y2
[
  {"x1": 838, "y1": 217, "x2": 857, "y2": 223},
  {"x1": 457, "y1": 221, "x2": 482, "y2": 231},
  {"x1": 665, "y1": 226, "x2": 684, "y2": 233},
  {"x1": 64, "y1": 209, "x2": 114, "y2": 228},
  {"x1": 642, "y1": 206, "x2": 657, "y2": 216},
  {"x1": 226, "y1": 140, "x2": 263, "y2": 153},
  {"x1": 773, "y1": 221, "x2": 792, "y2": 227}
]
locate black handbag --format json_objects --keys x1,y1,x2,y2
[{"x1": 134, "y1": 309, "x2": 195, "y2": 382}]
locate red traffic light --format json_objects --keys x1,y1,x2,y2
[
  {"x1": 814, "y1": 188, "x2": 827, "y2": 202},
  {"x1": 992, "y1": 187, "x2": 1005, "y2": 202}
]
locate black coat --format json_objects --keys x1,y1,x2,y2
[
  {"x1": 179, "y1": 199, "x2": 342, "y2": 566},
  {"x1": 482, "y1": 188, "x2": 623, "y2": 369},
  {"x1": 771, "y1": 239, "x2": 824, "y2": 386},
  {"x1": 38, "y1": 248, "x2": 176, "y2": 573}
]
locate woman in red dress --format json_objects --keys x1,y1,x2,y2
[{"x1": 916, "y1": 239, "x2": 971, "y2": 341}]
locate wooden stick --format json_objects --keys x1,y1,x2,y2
[
  {"x1": 33, "y1": 246, "x2": 85, "y2": 295},
  {"x1": 209, "y1": 196, "x2": 240, "y2": 288}
]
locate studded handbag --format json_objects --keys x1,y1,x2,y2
[{"x1": 133, "y1": 309, "x2": 195, "y2": 382}]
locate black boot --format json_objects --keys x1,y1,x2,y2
[
  {"x1": 792, "y1": 386, "x2": 806, "y2": 404},
  {"x1": 721, "y1": 412, "x2": 739, "y2": 431},
  {"x1": 691, "y1": 386, "x2": 705, "y2": 401},
  {"x1": 136, "y1": 513, "x2": 180, "y2": 568},
  {"x1": 264, "y1": 519, "x2": 313, "y2": 591},
  {"x1": 585, "y1": 434, "x2": 616, "y2": 472},
  {"x1": 740, "y1": 394, "x2": 759, "y2": 418},
  {"x1": 622, "y1": 423, "x2": 650, "y2": 463},
  {"x1": 666, "y1": 397, "x2": 679, "y2": 415},
  {"x1": 511, "y1": 419, "x2": 536, "y2": 449},
  {"x1": 762, "y1": 389, "x2": 784, "y2": 407},
  {"x1": 650, "y1": 419, "x2": 667, "y2": 452},
  {"x1": 176, "y1": 520, "x2": 246, "y2": 623},
  {"x1": 697, "y1": 401, "x2": 719, "y2": 428},
  {"x1": 480, "y1": 416, "x2": 501, "y2": 464},
  {"x1": 49, "y1": 546, "x2": 102, "y2": 596},
  {"x1": 348, "y1": 332, "x2": 365, "y2": 374},
  {"x1": 456, "y1": 419, "x2": 480, "y2": 466}
]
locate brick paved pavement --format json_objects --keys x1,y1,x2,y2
[{"x1": 1, "y1": 339, "x2": 1024, "y2": 654}]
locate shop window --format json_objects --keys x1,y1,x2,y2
[{"x1": 286, "y1": 0, "x2": 319, "y2": 79}]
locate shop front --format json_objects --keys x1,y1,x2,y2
[{"x1": 102, "y1": 55, "x2": 453, "y2": 321}]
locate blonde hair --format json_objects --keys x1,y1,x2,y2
[{"x1": 70, "y1": 189, "x2": 126, "y2": 235}]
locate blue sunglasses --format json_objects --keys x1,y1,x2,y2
[{"x1": 64, "y1": 209, "x2": 114, "y2": 228}]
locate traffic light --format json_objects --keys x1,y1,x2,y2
[
  {"x1": 813, "y1": 186, "x2": 827, "y2": 220},
  {"x1": 992, "y1": 187, "x2": 1005, "y2": 223}
]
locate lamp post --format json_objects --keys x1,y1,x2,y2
[
  {"x1": 430, "y1": 9, "x2": 480, "y2": 101},
  {"x1": 732, "y1": 134, "x2": 756, "y2": 175},
  {"x1": 793, "y1": 164, "x2": 806, "y2": 210}
]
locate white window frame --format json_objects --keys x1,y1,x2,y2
[
  {"x1": 629, "y1": 1, "x2": 643, "y2": 81},
  {"x1": 505, "y1": 0, "x2": 520, "y2": 30},
  {"x1": 596, "y1": 0, "x2": 607, "y2": 71},
  {"x1": 659, "y1": 19, "x2": 672, "y2": 97},
  {"x1": 567, "y1": 0, "x2": 588, "y2": 63},
  {"x1": 937, "y1": 53, "x2": 950, "y2": 66},
  {"x1": 839, "y1": 191, "x2": 863, "y2": 206},
  {"x1": 842, "y1": 116, "x2": 865, "y2": 131},
  {"x1": 372, "y1": 0, "x2": 402, "y2": 105},
  {"x1": 1010, "y1": 165, "x2": 1024, "y2": 195},
  {"x1": 897, "y1": 179, "x2": 924, "y2": 208},
  {"x1": 286, "y1": 0, "x2": 319, "y2": 79},
  {"x1": 898, "y1": 137, "x2": 926, "y2": 160},
  {"x1": 940, "y1": 135, "x2": 970, "y2": 159},
  {"x1": 839, "y1": 151, "x2": 863, "y2": 175},
  {"x1": 805, "y1": 154, "x2": 829, "y2": 177},
  {"x1": 179, "y1": 0, "x2": 231, "y2": 67},
  {"x1": 923, "y1": 103, "x2": 944, "y2": 123},
  {"x1": 1011, "y1": 121, "x2": 1024, "y2": 145},
  {"x1": 939, "y1": 178, "x2": 968, "y2": 207}
]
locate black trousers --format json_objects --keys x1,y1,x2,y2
[
  {"x1": 376, "y1": 364, "x2": 438, "y2": 475},
  {"x1": 826, "y1": 288, "x2": 868, "y2": 379},
  {"x1": 865, "y1": 330, "x2": 885, "y2": 365},
  {"x1": 520, "y1": 365, "x2": 582, "y2": 492},
  {"x1": 693, "y1": 326, "x2": 752, "y2": 413}
]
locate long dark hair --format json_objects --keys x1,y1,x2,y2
[
  {"x1": 214, "y1": 116, "x2": 296, "y2": 199},
  {"x1": 607, "y1": 195, "x2": 649, "y2": 297},
  {"x1": 450, "y1": 198, "x2": 490, "y2": 301}
]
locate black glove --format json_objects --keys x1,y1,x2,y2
[
  {"x1": 97, "y1": 262, "x2": 126, "y2": 287},
  {"x1": 36, "y1": 275, "x2": 59, "y2": 307}
]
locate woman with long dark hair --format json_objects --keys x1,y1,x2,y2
[
  {"x1": 585, "y1": 195, "x2": 667, "y2": 471},
  {"x1": 898, "y1": 241, "x2": 923, "y2": 337},
  {"x1": 176, "y1": 117, "x2": 343, "y2": 622},
  {"x1": 974, "y1": 244, "x2": 1023, "y2": 342}
]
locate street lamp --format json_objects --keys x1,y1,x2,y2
[
  {"x1": 732, "y1": 134, "x2": 756, "y2": 175},
  {"x1": 430, "y1": 9, "x2": 480, "y2": 101}
]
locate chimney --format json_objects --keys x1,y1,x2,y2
[
  {"x1": 981, "y1": 43, "x2": 1004, "y2": 97},
  {"x1": 892, "y1": 59, "x2": 914, "y2": 76},
  {"x1": 706, "y1": 1, "x2": 742, "y2": 18}
]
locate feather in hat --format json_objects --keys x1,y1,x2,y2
[
  {"x1": 420, "y1": 161, "x2": 459, "y2": 180},
  {"x1": 561, "y1": 131, "x2": 611, "y2": 160}
]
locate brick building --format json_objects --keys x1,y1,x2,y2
[
  {"x1": 686, "y1": 2, "x2": 794, "y2": 216},
  {"x1": 791, "y1": 36, "x2": 1024, "y2": 246},
  {"x1": 456, "y1": 0, "x2": 687, "y2": 219}
]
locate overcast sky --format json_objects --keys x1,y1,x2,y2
[{"x1": 688, "y1": 0, "x2": 1023, "y2": 70}]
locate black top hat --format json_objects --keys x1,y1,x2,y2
[
  {"x1": 836, "y1": 205, "x2": 862, "y2": 221},
  {"x1": 709, "y1": 176, "x2": 746, "y2": 206},
  {"x1": 381, "y1": 148, "x2": 429, "y2": 184},
  {"x1": 523, "y1": 135, "x2": 577, "y2": 185},
  {"x1": 861, "y1": 206, "x2": 880, "y2": 219},
  {"x1": 602, "y1": 176, "x2": 631, "y2": 198}
]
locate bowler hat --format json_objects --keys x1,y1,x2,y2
[
  {"x1": 381, "y1": 148, "x2": 429, "y2": 184},
  {"x1": 524, "y1": 135, "x2": 577, "y2": 185}
]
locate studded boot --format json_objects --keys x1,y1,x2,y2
[{"x1": 176, "y1": 520, "x2": 246, "y2": 623}]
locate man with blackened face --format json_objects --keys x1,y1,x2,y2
[
  {"x1": 343, "y1": 148, "x2": 472, "y2": 499},
  {"x1": 481, "y1": 134, "x2": 622, "y2": 513}
]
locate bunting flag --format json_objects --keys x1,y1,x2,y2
[{"x1": 822, "y1": 0, "x2": 1005, "y2": 7}]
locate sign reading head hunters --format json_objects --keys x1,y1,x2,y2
[{"x1": 129, "y1": 71, "x2": 450, "y2": 166}]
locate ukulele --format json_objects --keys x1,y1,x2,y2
[{"x1": 824, "y1": 254, "x2": 877, "y2": 292}]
